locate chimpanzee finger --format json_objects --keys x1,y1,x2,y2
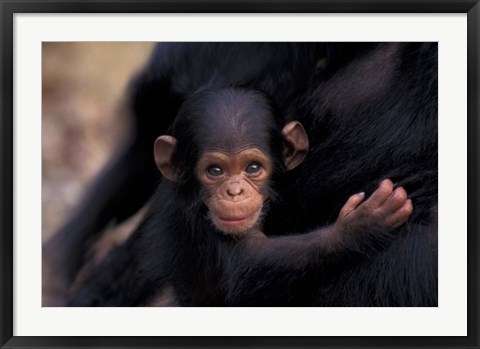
[
  {"x1": 385, "y1": 199, "x2": 413, "y2": 228},
  {"x1": 364, "y1": 179, "x2": 394, "y2": 209},
  {"x1": 379, "y1": 186, "x2": 408, "y2": 215},
  {"x1": 339, "y1": 192, "x2": 366, "y2": 219}
]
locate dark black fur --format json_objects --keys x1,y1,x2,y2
[
  {"x1": 69, "y1": 87, "x2": 413, "y2": 306},
  {"x1": 49, "y1": 42, "x2": 437, "y2": 307}
]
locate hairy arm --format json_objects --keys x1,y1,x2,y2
[{"x1": 223, "y1": 179, "x2": 413, "y2": 305}]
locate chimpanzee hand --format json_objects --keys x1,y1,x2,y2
[{"x1": 331, "y1": 179, "x2": 413, "y2": 249}]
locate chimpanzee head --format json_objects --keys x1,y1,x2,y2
[{"x1": 154, "y1": 87, "x2": 309, "y2": 235}]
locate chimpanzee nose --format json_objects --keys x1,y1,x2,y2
[{"x1": 227, "y1": 183, "x2": 243, "y2": 198}]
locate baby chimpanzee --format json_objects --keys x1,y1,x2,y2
[{"x1": 69, "y1": 87, "x2": 412, "y2": 306}]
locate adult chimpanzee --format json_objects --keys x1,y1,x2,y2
[
  {"x1": 44, "y1": 42, "x2": 437, "y2": 307},
  {"x1": 68, "y1": 87, "x2": 413, "y2": 306}
]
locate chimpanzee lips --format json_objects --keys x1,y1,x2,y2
[
  {"x1": 218, "y1": 216, "x2": 248, "y2": 224},
  {"x1": 217, "y1": 205, "x2": 260, "y2": 220},
  {"x1": 212, "y1": 209, "x2": 262, "y2": 234},
  {"x1": 218, "y1": 212, "x2": 252, "y2": 221},
  {"x1": 217, "y1": 213, "x2": 253, "y2": 225}
]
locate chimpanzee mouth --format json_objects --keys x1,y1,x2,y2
[
  {"x1": 217, "y1": 215, "x2": 250, "y2": 226},
  {"x1": 212, "y1": 209, "x2": 262, "y2": 233},
  {"x1": 217, "y1": 208, "x2": 261, "y2": 222}
]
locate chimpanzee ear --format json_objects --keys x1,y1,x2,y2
[
  {"x1": 282, "y1": 121, "x2": 309, "y2": 171},
  {"x1": 154, "y1": 135, "x2": 181, "y2": 183}
]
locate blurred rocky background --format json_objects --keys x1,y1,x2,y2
[{"x1": 42, "y1": 42, "x2": 154, "y2": 243}]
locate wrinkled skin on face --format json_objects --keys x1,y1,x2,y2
[{"x1": 196, "y1": 148, "x2": 272, "y2": 234}]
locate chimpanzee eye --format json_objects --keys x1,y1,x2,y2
[
  {"x1": 245, "y1": 162, "x2": 262, "y2": 174},
  {"x1": 207, "y1": 166, "x2": 223, "y2": 177}
]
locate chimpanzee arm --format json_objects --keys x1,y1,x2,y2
[
  {"x1": 223, "y1": 179, "x2": 413, "y2": 305},
  {"x1": 66, "y1": 218, "x2": 173, "y2": 307},
  {"x1": 67, "y1": 241, "x2": 150, "y2": 307},
  {"x1": 43, "y1": 137, "x2": 156, "y2": 279},
  {"x1": 43, "y1": 50, "x2": 183, "y2": 304}
]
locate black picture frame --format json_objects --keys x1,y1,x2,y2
[{"x1": 1, "y1": 1, "x2": 479, "y2": 348}]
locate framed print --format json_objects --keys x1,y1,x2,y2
[{"x1": 1, "y1": 1, "x2": 479, "y2": 348}]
